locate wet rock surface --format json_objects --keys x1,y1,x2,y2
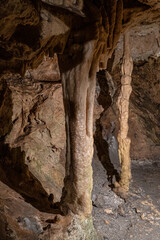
[{"x1": 92, "y1": 155, "x2": 160, "y2": 240}]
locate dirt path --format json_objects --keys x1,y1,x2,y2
[{"x1": 92, "y1": 156, "x2": 160, "y2": 240}]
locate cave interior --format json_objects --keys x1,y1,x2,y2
[{"x1": 0, "y1": 0, "x2": 160, "y2": 240}]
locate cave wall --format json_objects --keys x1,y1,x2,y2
[
  {"x1": 0, "y1": 55, "x2": 65, "y2": 203},
  {"x1": 100, "y1": 23, "x2": 160, "y2": 161},
  {"x1": 1, "y1": 24, "x2": 160, "y2": 208}
]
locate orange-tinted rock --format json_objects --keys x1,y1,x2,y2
[
  {"x1": 100, "y1": 24, "x2": 160, "y2": 161},
  {"x1": 1, "y1": 56, "x2": 65, "y2": 202}
]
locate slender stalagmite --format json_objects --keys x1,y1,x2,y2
[{"x1": 116, "y1": 31, "x2": 133, "y2": 193}]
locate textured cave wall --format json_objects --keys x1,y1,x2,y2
[
  {"x1": 1, "y1": 24, "x2": 160, "y2": 207},
  {"x1": 99, "y1": 23, "x2": 160, "y2": 162},
  {"x1": 1, "y1": 0, "x2": 160, "y2": 76},
  {"x1": 0, "y1": 55, "x2": 66, "y2": 203},
  {"x1": 0, "y1": 50, "x2": 105, "y2": 213},
  {"x1": 0, "y1": 53, "x2": 104, "y2": 240},
  {"x1": 0, "y1": 0, "x2": 71, "y2": 75},
  {"x1": 128, "y1": 57, "x2": 160, "y2": 160},
  {"x1": 0, "y1": 55, "x2": 104, "y2": 209}
]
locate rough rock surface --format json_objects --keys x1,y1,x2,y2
[
  {"x1": 0, "y1": 53, "x2": 103, "y2": 208},
  {"x1": 0, "y1": 24, "x2": 160, "y2": 239},
  {"x1": 1, "y1": 150, "x2": 159, "y2": 240},
  {"x1": 99, "y1": 23, "x2": 160, "y2": 163},
  {"x1": 0, "y1": 55, "x2": 65, "y2": 204},
  {"x1": 1, "y1": 0, "x2": 160, "y2": 75},
  {"x1": 116, "y1": 31, "x2": 133, "y2": 192},
  {"x1": 0, "y1": 180, "x2": 100, "y2": 240}
]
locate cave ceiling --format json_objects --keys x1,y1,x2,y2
[{"x1": 0, "y1": 0, "x2": 160, "y2": 76}]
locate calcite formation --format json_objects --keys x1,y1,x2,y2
[
  {"x1": 100, "y1": 23, "x2": 160, "y2": 163},
  {"x1": 116, "y1": 31, "x2": 133, "y2": 193},
  {"x1": 0, "y1": 0, "x2": 160, "y2": 239},
  {"x1": 57, "y1": 0, "x2": 125, "y2": 218}
]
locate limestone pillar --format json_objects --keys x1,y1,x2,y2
[
  {"x1": 117, "y1": 31, "x2": 133, "y2": 192},
  {"x1": 58, "y1": 40, "x2": 100, "y2": 217}
]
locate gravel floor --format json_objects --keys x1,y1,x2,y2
[{"x1": 92, "y1": 156, "x2": 160, "y2": 240}]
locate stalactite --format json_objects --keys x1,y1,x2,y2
[{"x1": 115, "y1": 31, "x2": 133, "y2": 194}]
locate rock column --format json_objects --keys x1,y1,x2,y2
[
  {"x1": 58, "y1": 0, "x2": 123, "y2": 219},
  {"x1": 117, "y1": 31, "x2": 133, "y2": 193},
  {"x1": 59, "y1": 40, "x2": 100, "y2": 218}
]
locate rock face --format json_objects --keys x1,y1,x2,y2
[
  {"x1": 113, "y1": 23, "x2": 160, "y2": 66},
  {"x1": 1, "y1": 0, "x2": 160, "y2": 76},
  {"x1": 129, "y1": 58, "x2": 160, "y2": 160},
  {"x1": 0, "y1": 55, "x2": 65, "y2": 204},
  {"x1": 0, "y1": 180, "x2": 100, "y2": 240},
  {"x1": 98, "y1": 23, "x2": 160, "y2": 166},
  {"x1": 0, "y1": 0, "x2": 70, "y2": 74},
  {"x1": 41, "y1": 0, "x2": 84, "y2": 15}
]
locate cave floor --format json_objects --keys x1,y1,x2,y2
[
  {"x1": 0, "y1": 180, "x2": 59, "y2": 239},
  {"x1": 0, "y1": 156, "x2": 160, "y2": 240},
  {"x1": 92, "y1": 156, "x2": 160, "y2": 240}
]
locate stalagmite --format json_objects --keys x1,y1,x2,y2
[
  {"x1": 116, "y1": 31, "x2": 133, "y2": 193},
  {"x1": 58, "y1": 0, "x2": 123, "y2": 220},
  {"x1": 58, "y1": 40, "x2": 103, "y2": 218}
]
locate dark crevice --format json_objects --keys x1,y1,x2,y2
[
  {"x1": 11, "y1": 24, "x2": 41, "y2": 50},
  {"x1": 94, "y1": 70, "x2": 120, "y2": 187}
]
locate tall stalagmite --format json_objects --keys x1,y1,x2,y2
[
  {"x1": 116, "y1": 31, "x2": 133, "y2": 193},
  {"x1": 58, "y1": 0, "x2": 123, "y2": 219}
]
